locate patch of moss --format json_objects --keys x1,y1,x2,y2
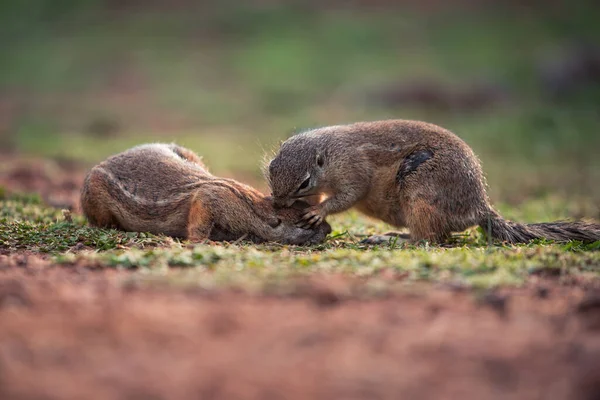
[{"x1": 2, "y1": 196, "x2": 598, "y2": 289}]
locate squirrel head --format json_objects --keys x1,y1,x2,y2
[
  {"x1": 266, "y1": 133, "x2": 326, "y2": 208},
  {"x1": 257, "y1": 196, "x2": 332, "y2": 245}
]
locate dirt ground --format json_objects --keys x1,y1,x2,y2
[
  {"x1": 2, "y1": 156, "x2": 600, "y2": 399},
  {"x1": 0, "y1": 262, "x2": 598, "y2": 400},
  {"x1": 0, "y1": 155, "x2": 87, "y2": 212}
]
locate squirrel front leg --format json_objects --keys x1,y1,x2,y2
[{"x1": 296, "y1": 182, "x2": 368, "y2": 229}]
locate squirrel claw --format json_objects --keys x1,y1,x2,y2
[{"x1": 296, "y1": 208, "x2": 323, "y2": 229}]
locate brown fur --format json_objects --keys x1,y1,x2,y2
[
  {"x1": 267, "y1": 120, "x2": 600, "y2": 244},
  {"x1": 81, "y1": 143, "x2": 331, "y2": 245}
]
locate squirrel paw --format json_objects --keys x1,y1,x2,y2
[{"x1": 296, "y1": 207, "x2": 324, "y2": 229}]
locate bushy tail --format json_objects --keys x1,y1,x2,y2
[{"x1": 480, "y1": 211, "x2": 600, "y2": 244}]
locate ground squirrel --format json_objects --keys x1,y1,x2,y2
[
  {"x1": 267, "y1": 119, "x2": 600, "y2": 244},
  {"x1": 81, "y1": 143, "x2": 331, "y2": 245}
]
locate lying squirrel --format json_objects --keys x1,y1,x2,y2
[
  {"x1": 267, "y1": 119, "x2": 600, "y2": 244},
  {"x1": 81, "y1": 143, "x2": 331, "y2": 245}
]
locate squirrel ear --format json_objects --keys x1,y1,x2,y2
[{"x1": 316, "y1": 153, "x2": 324, "y2": 168}]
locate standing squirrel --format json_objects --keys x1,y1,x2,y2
[
  {"x1": 267, "y1": 119, "x2": 600, "y2": 244},
  {"x1": 81, "y1": 143, "x2": 330, "y2": 245}
]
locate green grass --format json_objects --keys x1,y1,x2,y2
[
  {"x1": 55, "y1": 242, "x2": 600, "y2": 291},
  {"x1": 0, "y1": 199, "x2": 172, "y2": 252},
  {"x1": 2, "y1": 193, "x2": 598, "y2": 290}
]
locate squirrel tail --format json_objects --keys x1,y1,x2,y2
[{"x1": 479, "y1": 210, "x2": 600, "y2": 244}]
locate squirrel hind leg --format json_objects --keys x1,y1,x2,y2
[
  {"x1": 186, "y1": 198, "x2": 213, "y2": 242},
  {"x1": 81, "y1": 171, "x2": 120, "y2": 229},
  {"x1": 405, "y1": 200, "x2": 451, "y2": 244},
  {"x1": 84, "y1": 200, "x2": 119, "y2": 229}
]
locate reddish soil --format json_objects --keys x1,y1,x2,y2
[
  {"x1": 2, "y1": 155, "x2": 600, "y2": 399},
  {"x1": 0, "y1": 155, "x2": 87, "y2": 212},
  {"x1": 0, "y1": 262, "x2": 599, "y2": 400}
]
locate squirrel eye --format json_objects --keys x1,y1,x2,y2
[
  {"x1": 298, "y1": 177, "x2": 310, "y2": 191},
  {"x1": 269, "y1": 218, "x2": 282, "y2": 228}
]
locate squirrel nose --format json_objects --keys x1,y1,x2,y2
[{"x1": 273, "y1": 198, "x2": 285, "y2": 209}]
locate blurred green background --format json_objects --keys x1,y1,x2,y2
[{"x1": 1, "y1": 0, "x2": 599, "y2": 207}]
